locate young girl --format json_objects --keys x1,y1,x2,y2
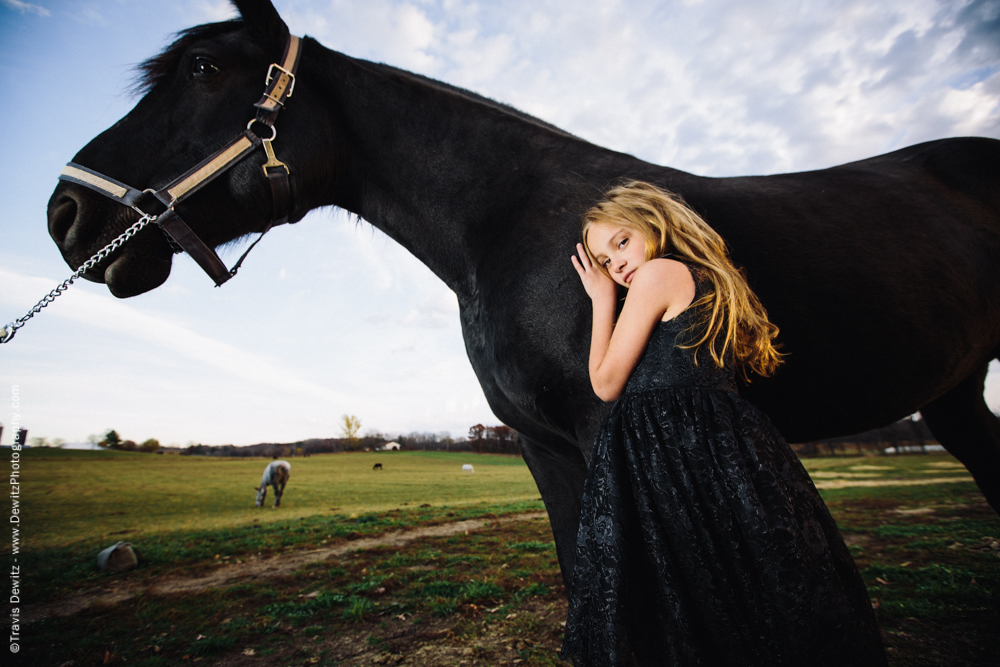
[{"x1": 561, "y1": 181, "x2": 886, "y2": 666}]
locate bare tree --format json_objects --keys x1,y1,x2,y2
[
  {"x1": 340, "y1": 414, "x2": 362, "y2": 450},
  {"x1": 468, "y1": 424, "x2": 520, "y2": 455}
]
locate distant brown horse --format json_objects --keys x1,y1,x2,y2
[{"x1": 255, "y1": 460, "x2": 290, "y2": 508}]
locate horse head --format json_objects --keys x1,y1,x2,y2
[
  {"x1": 46, "y1": 0, "x2": 316, "y2": 297},
  {"x1": 254, "y1": 484, "x2": 266, "y2": 507}
]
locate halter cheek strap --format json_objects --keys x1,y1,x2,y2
[{"x1": 58, "y1": 34, "x2": 303, "y2": 287}]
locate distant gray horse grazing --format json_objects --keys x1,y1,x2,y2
[{"x1": 255, "y1": 460, "x2": 291, "y2": 508}]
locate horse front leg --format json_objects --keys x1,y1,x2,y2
[
  {"x1": 920, "y1": 363, "x2": 1000, "y2": 514},
  {"x1": 520, "y1": 434, "x2": 590, "y2": 590}
]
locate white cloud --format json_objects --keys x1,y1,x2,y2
[
  {"x1": 938, "y1": 78, "x2": 1000, "y2": 134},
  {"x1": 191, "y1": 0, "x2": 238, "y2": 23},
  {"x1": 399, "y1": 290, "x2": 459, "y2": 329},
  {"x1": 988, "y1": 361, "x2": 1000, "y2": 414},
  {"x1": 2, "y1": 0, "x2": 49, "y2": 16},
  {"x1": 0, "y1": 268, "x2": 351, "y2": 405},
  {"x1": 262, "y1": 0, "x2": 997, "y2": 184},
  {"x1": 286, "y1": 0, "x2": 442, "y2": 73}
]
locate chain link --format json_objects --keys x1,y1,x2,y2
[{"x1": 1, "y1": 215, "x2": 155, "y2": 344}]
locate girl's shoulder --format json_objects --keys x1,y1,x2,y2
[
  {"x1": 627, "y1": 257, "x2": 696, "y2": 308},
  {"x1": 656, "y1": 254, "x2": 709, "y2": 287},
  {"x1": 631, "y1": 256, "x2": 693, "y2": 287}
]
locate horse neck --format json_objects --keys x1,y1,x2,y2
[{"x1": 301, "y1": 44, "x2": 590, "y2": 297}]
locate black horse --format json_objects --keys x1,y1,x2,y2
[{"x1": 47, "y1": 0, "x2": 1000, "y2": 584}]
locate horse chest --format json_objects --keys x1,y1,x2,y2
[{"x1": 458, "y1": 292, "x2": 595, "y2": 437}]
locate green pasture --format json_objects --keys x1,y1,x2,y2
[
  {"x1": 17, "y1": 449, "x2": 978, "y2": 551},
  {"x1": 18, "y1": 449, "x2": 540, "y2": 549},
  {"x1": 13, "y1": 450, "x2": 1000, "y2": 666},
  {"x1": 800, "y1": 453, "x2": 975, "y2": 504}
]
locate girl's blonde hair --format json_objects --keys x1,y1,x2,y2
[{"x1": 583, "y1": 180, "x2": 783, "y2": 379}]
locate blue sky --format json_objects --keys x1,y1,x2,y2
[{"x1": 1, "y1": 0, "x2": 999, "y2": 447}]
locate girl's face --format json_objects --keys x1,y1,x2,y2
[{"x1": 585, "y1": 223, "x2": 650, "y2": 288}]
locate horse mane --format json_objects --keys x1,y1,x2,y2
[
  {"x1": 367, "y1": 61, "x2": 579, "y2": 139},
  {"x1": 132, "y1": 20, "x2": 243, "y2": 95},
  {"x1": 133, "y1": 19, "x2": 576, "y2": 141}
]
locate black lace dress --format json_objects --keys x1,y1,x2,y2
[{"x1": 561, "y1": 269, "x2": 886, "y2": 667}]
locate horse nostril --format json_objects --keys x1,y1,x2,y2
[{"x1": 48, "y1": 190, "x2": 80, "y2": 247}]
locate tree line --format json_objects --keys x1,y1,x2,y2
[
  {"x1": 794, "y1": 416, "x2": 937, "y2": 456},
  {"x1": 97, "y1": 429, "x2": 161, "y2": 453},
  {"x1": 467, "y1": 424, "x2": 519, "y2": 454},
  {"x1": 173, "y1": 414, "x2": 525, "y2": 458},
  {"x1": 36, "y1": 414, "x2": 951, "y2": 459},
  {"x1": 171, "y1": 423, "x2": 523, "y2": 458}
]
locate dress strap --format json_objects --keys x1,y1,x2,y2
[
  {"x1": 658, "y1": 253, "x2": 694, "y2": 271},
  {"x1": 658, "y1": 252, "x2": 687, "y2": 263}
]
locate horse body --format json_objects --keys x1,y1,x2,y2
[
  {"x1": 468, "y1": 143, "x2": 1000, "y2": 438},
  {"x1": 47, "y1": 0, "x2": 1000, "y2": 584},
  {"x1": 255, "y1": 459, "x2": 290, "y2": 507}
]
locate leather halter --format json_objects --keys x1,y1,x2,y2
[{"x1": 58, "y1": 34, "x2": 303, "y2": 287}]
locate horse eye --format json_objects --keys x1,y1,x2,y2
[{"x1": 191, "y1": 57, "x2": 220, "y2": 77}]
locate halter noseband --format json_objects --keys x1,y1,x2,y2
[{"x1": 58, "y1": 34, "x2": 303, "y2": 287}]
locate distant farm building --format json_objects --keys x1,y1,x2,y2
[
  {"x1": 61, "y1": 442, "x2": 105, "y2": 451},
  {"x1": 383, "y1": 441, "x2": 401, "y2": 451}
]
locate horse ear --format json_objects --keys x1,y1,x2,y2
[{"x1": 231, "y1": 0, "x2": 289, "y2": 55}]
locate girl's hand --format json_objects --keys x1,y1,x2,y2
[{"x1": 571, "y1": 243, "x2": 618, "y2": 302}]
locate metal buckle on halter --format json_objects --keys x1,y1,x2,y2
[
  {"x1": 264, "y1": 63, "x2": 296, "y2": 103},
  {"x1": 129, "y1": 188, "x2": 165, "y2": 217},
  {"x1": 247, "y1": 120, "x2": 289, "y2": 175},
  {"x1": 126, "y1": 188, "x2": 181, "y2": 251}
]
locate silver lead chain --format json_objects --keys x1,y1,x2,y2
[{"x1": 0, "y1": 215, "x2": 155, "y2": 344}]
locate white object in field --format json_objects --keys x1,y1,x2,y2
[{"x1": 97, "y1": 542, "x2": 138, "y2": 572}]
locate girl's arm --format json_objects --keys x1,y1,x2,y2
[{"x1": 571, "y1": 246, "x2": 695, "y2": 401}]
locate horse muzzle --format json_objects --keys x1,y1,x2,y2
[{"x1": 47, "y1": 183, "x2": 174, "y2": 297}]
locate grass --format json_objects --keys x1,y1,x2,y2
[
  {"x1": 16, "y1": 448, "x2": 540, "y2": 549},
  {"x1": 808, "y1": 460, "x2": 999, "y2": 666},
  {"x1": 13, "y1": 451, "x2": 1000, "y2": 666},
  {"x1": 25, "y1": 514, "x2": 569, "y2": 666},
  {"x1": 20, "y1": 499, "x2": 545, "y2": 604},
  {"x1": 20, "y1": 449, "x2": 971, "y2": 551}
]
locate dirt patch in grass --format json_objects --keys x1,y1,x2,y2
[
  {"x1": 23, "y1": 511, "x2": 547, "y2": 624},
  {"x1": 207, "y1": 597, "x2": 570, "y2": 667},
  {"x1": 25, "y1": 512, "x2": 569, "y2": 666},
  {"x1": 829, "y1": 493, "x2": 1000, "y2": 667},
  {"x1": 813, "y1": 476, "x2": 973, "y2": 489}
]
